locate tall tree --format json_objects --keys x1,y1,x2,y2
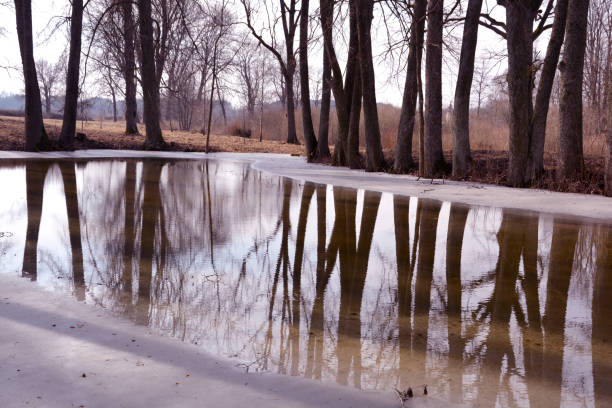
[
  {"x1": 122, "y1": 0, "x2": 139, "y2": 135},
  {"x1": 317, "y1": 48, "x2": 332, "y2": 159},
  {"x1": 299, "y1": 0, "x2": 318, "y2": 160},
  {"x1": 423, "y1": 0, "x2": 445, "y2": 177},
  {"x1": 138, "y1": 0, "x2": 165, "y2": 149},
  {"x1": 503, "y1": 1, "x2": 540, "y2": 186},
  {"x1": 14, "y1": 0, "x2": 49, "y2": 151},
  {"x1": 355, "y1": 0, "x2": 386, "y2": 171},
  {"x1": 528, "y1": 0, "x2": 569, "y2": 178},
  {"x1": 241, "y1": 0, "x2": 300, "y2": 145},
  {"x1": 606, "y1": 75, "x2": 612, "y2": 196},
  {"x1": 394, "y1": 0, "x2": 427, "y2": 173},
  {"x1": 558, "y1": 0, "x2": 590, "y2": 179},
  {"x1": 36, "y1": 58, "x2": 63, "y2": 115},
  {"x1": 59, "y1": 0, "x2": 84, "y2": 149},
  {"x1": 451, "y1": 0, "x2": 483, "y2": 178}
]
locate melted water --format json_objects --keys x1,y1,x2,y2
[{"x1": 0, "y1": 158, "x2": 611, "y2": 407}]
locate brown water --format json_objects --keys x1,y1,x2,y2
[{"x1": 0, "y1": 158, "x2": 611, "y2": 407}]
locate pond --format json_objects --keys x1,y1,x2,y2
[{"x1": 0, "y1": 158, "x2": 611, "y2": 407}]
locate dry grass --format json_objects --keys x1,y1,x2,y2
[{"x1": 0, "y1": 115, "x2": 304, "y2": 155}]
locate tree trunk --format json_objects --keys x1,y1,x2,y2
[
  {"x1": 451, "y1": 0, "x2": 483, "y2": 178},
  {"x1": 14, "y1": 0, "x2": 48, "y2": 151},
  {"x1": 505, "y1": 3, "x2": 536, "y2": 186},
  {"x1": 605, "y1": 76, "x2": 612, "y2": 196},
  {"x1": 354, "y1": 0, "x2": 385, "y2": 172},
  {"x1": 528, "y1": 0, "x2": 568, "y2": 178},
  {"x1": 22, "y1": 161, "x2": 48, "y2": 280},
  {"x1": 283, "y1": 65, "x2": 298, "y2": 144},
  {"x1": 394, "y1": 0, "x2": 427, "y2": 173},
  {"x1": 347, "y1": 64, "x2": 362, "y2": 169},
  {"x1": 558, "y1": 0, "x2": 589, "y2": 179},
  {"x1": 123, "y1": 0, "x2": 139, "y2": 134},
  {"x1": 44, "y1": 89, "x2": 51, "y2": 114},
  {"x1": 138, "y1": 0, "x2": 165, "y2": 149},
  {"x1": 111, "y1": 86, "x2": 117, "y2": 122},
  {"x1": 320, "y1": 0, "x2": 350, "y2": 166},
  {"x1": 423, "y1": 0, "x2": 445, "y2": 177},
  {"x1": 59, "y1": 0, "x2": 83, "y2": 149},
  {"x1": 317, "y1": 47, "x2": 332, "y2": 159},
  {"x1": 299, "y1": 0, "x2": 318, "y2": 159}
]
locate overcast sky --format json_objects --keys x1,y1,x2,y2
[{"x1": 0, "y1": 0, "x2": 532, "y2": 108}]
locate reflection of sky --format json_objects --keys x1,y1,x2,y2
[{"x1": 0, "y1": 159, "x2": 611, "y2": 407}]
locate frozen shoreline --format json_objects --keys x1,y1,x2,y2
[{"x1": 1, "y1": 149, "x2": 611, "y2": 221}]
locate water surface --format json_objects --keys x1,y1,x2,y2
[{"x1": 0, "y1": 158, "x2": 611, "y2": 407}]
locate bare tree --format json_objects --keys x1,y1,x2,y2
[
  {"x1": 452, "y1": 0, "x2": 483, "y2": 178},
  {"x1": 14, "y1": 0, "x2": 49, "y2": 150},
  {"x1": 59, "y1": 0, "x2": 84, "y2": 149},
  {"x1": 606, "y1": 74, "x2": 612, "y2": 196},
  {"x1": 299, "y1": 0, "x2": 318, "y2": 160},
  {"x1": 138, "y1": 0, "x2": 165, "y2": 148},
  {"x1": 122, "y1": 0, "x2": 139, "y2": 134},
  {"x1": 558, "y1": 0, "x2": 590, "y2": 179},
  {"x1": 241, "y1": 0, "x2": 301, "y2": 145},
  {"x1": 528, "y1": 0, "x2": 568, "y2": 178},
  {"x1": 355, "y1": 0, "x2": 386, "y2": 171},
  {"x1": 423, "y1": 0, "x2": 445, "y2": 177},
  {"x1": 36, "y1": 57, "x2": 64, "y2": 115},
  {"x1": 394, "y1": 0, "x2": 427, "y2": 173}
]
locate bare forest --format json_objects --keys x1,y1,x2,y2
[{"x1": 4, "y1": 0, "x2": 612, "y2": 195}]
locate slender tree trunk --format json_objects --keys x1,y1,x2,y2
[
  {"x1": 394, "y1": 0, "x2": 427, "y2": 173},
  {"x1": 423, "y1": 0, "x2": 445, "y2": 177},
  {"x1": 558, "y1": 0, "x2": 589, "y2": 179},
  {"x1": 452, "y1": 0, "x2": 483, "y2": 178},
  {"x1": 354, "y1": 0, "x2": 385, "y2": 171},
  {"x1": 14, "y1": 0, "x2": 48, "y2": 151},
  {"x1": 528, "y1": 0, "x2": 568, "y2": 178},
  {"x1": 123, "y1": 0, "x2": 139, "y2": 134},
  {"x1": 138, "y1": 0, "x2": 165, "y2": 149},
  {"x1": 111, "y1": 86, "x2": 117, "y2": 122},
  {"x1": 44, "y1": 89, "x2": 51, "y2": 114},
  {"x1": 317, "y1": 47, "x2": 331, "y2": 159},
  {"x1": 286, "y1": 67, "x2": 299, "y2": 144},
  {"x1": 320, "y1": 0, "x2": 349, "y2": 166},
  {"x1": 605, "y1": 76, "x2": 612, "y2": 196},
  {"x1": 347, "y1": 62, "x2": 362, "y2": 169},
  {"x1": 299, "y1": 0, "x2": 318, "y2": 159},
  {"x1": 505, "y1": 3, "x2": 536, "y2": 186},
  {"x1": 59, "y1": 0, "x2": 83, "y2": 149}
]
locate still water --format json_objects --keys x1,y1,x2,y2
[{"x1": 0, "y1": 158, "x2": 611, "y2": 407}]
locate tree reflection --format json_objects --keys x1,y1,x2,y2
[
  {"x1": 9, "y1": 158, "x2": 612, "y2": 406},
  {"x1": 135, "y1": 160, "x2": 165, "y2": 326},
  {"x1": 59, "y1": 161, "x2": 86, "y2": 301},
  {"x1": 22, "y1": 161, "x2": 49, "y2": 280}
]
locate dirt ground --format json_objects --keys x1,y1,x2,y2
[{"x1": 0, "y1": 115, "x2": 606, "y2": 195}]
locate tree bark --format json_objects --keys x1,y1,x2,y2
[
  {"x1": 122, "y1": 0, "x2": 139, "y2": 134},
  {"x1": 505, "y1": 3, "x2": 536, "y2": 186},
  {"x1": 299, "y1": 0, "x2": 318, "y2": 159},
  {"x1": 138, "y1": 0, "x2": 165, "y2": 149},
  {"x1": 605, "y1": 75, "x2": 612, "y2": 196},
  {"x1": 317, "y1": 46, "x2": 332, "y2": 159},
  {"x1": 558, "y1": 0, "x2": 589, "y2": 179},
  {"x1": 394, "y1": 0, "x2": 427, "y2": 173},
  {"x1": 528, "y1": 0, "x2": 568, "y2": 178},
  {"x1": 354, "y1": 0, "x2": 385, "y2": 172},
  {"x1": 451, "y1": 0, "x2": 483, "y2": 178},
  {"x1": 14, "y1": 0, "x2": 48, "y2": 151},
  {"x1": 423, "y1": 0, "x2": 445, "y2": 177},
  {"x1": 347, "y1": 63, "x2": 362, "y2": 169},
  {"x1": 59, "y1": 0, "x2": 83, "y2": 149}
]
